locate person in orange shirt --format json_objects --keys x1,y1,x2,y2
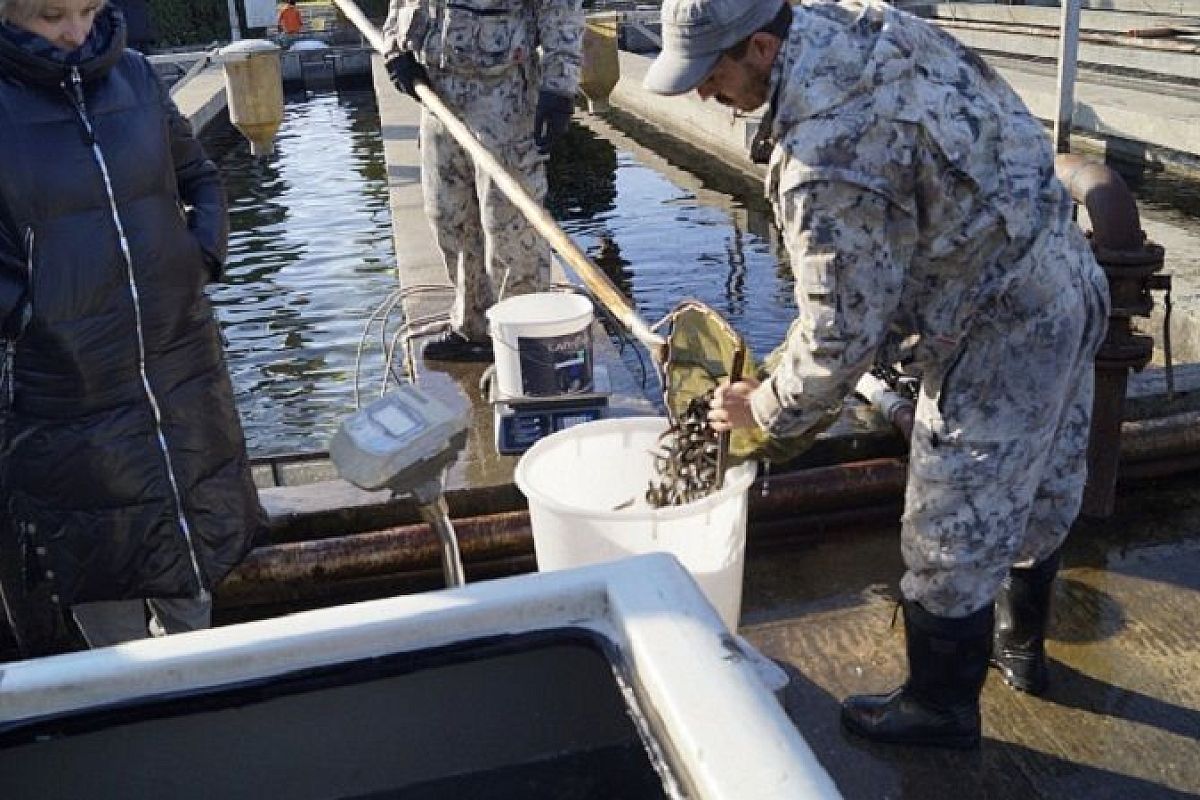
[{"x1": 278, "y1": 0, "x2": 303, "y2": 36}]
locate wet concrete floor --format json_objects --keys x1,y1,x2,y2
[{"x1": 739, "y1": 471, "x2": 1200, "y2": 799}]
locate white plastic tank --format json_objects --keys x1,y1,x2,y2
[{"x1": 515, "y1": 415, "x2": 758, "y2": 629}]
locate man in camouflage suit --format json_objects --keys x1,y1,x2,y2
[
  {"x1": 647, "y1": 0, "x2": 1110, "y2": 748},
  {"x1": 383, "y1": 0, "x2": 584, "y2": 361}
]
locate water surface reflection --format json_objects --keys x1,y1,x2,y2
[
  {"x1": 209, "y1": 96, "x2": 799, "y2": 456},
  {"x1": 208, "y1": 92, "x2": 1199, "y2": 457},
  {"x1": 206, "y1": 92, "x2": 397, "y2": 456},
  {"x1": 546, "y1": 121, "x2": 798, "y2": 379}
]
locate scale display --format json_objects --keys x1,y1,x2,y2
[
  {"x1": 496, "y1": 405, "x2": 606, "y2": 455},
  {"x1": 491, "y1": 366, "x2": 611, "y2": 455},
  {"x1": 372, "y1": 404, "x2": 420, "y2": 440},
  {"x1": 331, "y1": 385, "x2": 469, "y2": 492}
]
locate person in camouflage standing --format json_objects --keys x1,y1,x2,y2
[
  {"x1": 382, "y1": 0, "x2": 584, "y2": 361},
  {"x1": 647, "y1": 0, "x2": 1110, "y2": 749}
]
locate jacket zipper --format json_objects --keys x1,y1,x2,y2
[
  {"x1": 1, "y1": 337, "x2": 12, "y2": 412},
  {"x1": 63, "y1": 67, "x2": 207, "y2": 597},
  {"x1": 22, "y1": 227, "x2": 34, "y2": 322}
]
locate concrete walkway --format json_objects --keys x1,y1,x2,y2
[
  {"x1": 739, "y1": 472, "x2": 1200, "y2": 799},
  {"x1": 609, "y1": 49, "x2": 1200, "y2": 366},
  {"x1": 370, "y1": 55, "x2": 656, "y2": 498},
  {"x1": 170, "y1": 59, "x2": 227, "y2": 136},
  {"x1": 988, "y1": 54, "x2": 1200, "y2": 163}
]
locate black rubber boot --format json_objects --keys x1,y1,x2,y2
[
  {"x1": 841, "y1": 600, "x2": 993, "y2": 749},
  {"x1": 992, "y1": 548, "x2": 1060, "y2": 696},
  {"x1": 422, "y1": 332, "x2": 493, "y2": 363}
]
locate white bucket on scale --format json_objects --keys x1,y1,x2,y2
[{"x1": 486, "y1": 293, "x2": 595, "y2": 398}]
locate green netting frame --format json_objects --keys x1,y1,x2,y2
[{"x1": 658, "y1": 299, "x2": 836, "y2": 463}]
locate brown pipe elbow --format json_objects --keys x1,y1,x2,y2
[{"x1": 1054, "y1": 154, "x2": 1144, "y2": 252}]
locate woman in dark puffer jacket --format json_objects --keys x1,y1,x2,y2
[{"x1": 0, "y1": 0, "x2": 265, "y2": 649}]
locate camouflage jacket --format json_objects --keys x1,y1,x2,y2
[
  {"x1": 749, "y1": 0, "x2": 1079, "y2": 439},
  {"x1": 382, "y1": 0, "x2": 584, "y2": 97}
]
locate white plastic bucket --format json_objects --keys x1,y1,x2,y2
[
  {"x1": 514, "y1": 416, "x2": 758, "y2": 629},
  {"x1": 486, "y1": 293, "x2": 594, "y2": 398}
]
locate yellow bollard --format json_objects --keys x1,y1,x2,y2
[
  {"x1": 220, "y1": 39, "x2": 285, "y2": 157},
  {"x1": 580, "y1": 12, "x2": 619, "y2": 113}
]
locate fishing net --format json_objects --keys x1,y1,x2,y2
[
  {"x1": 655, "y1": 300, "x2": 836, "y2": 468},
  {"x1": 657, "y1": 300, "x2": 759, "y2": 463}
]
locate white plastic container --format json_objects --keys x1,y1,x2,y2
[
  {"x1": 514, "y1": 416, "x2": 758, "y2": 629},
  {"x1": 486, "y1": 293, "x2": 594, "y2": 398}
]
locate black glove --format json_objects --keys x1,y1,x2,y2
[
  {"x1": 386, "y1": 51, "x2": 428, "y2": 101},
  {"x1": 533, "y1": 90, "x2": 573, "y2": 155}
]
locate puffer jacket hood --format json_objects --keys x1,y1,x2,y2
[{"x1": 0, "y1": 4, "x2": 125, "y2": 86}]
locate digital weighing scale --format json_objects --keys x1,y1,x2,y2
[
  {"x1": 330, "y1": 384, "x2": 471, "y2": 587},
  {"x1": 491, "y1": 364, "x2": 611, "y2": 455}
]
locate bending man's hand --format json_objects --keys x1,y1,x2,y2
[
  {"x1": 708, "y1": 377, "x2": 761, "y2": 433},
  {"x1": 385, "y1": 51, "x2": 428, "y2": 101},
  {"x1": 533, "y1": 90, "x2": 573, "y2": 154}
]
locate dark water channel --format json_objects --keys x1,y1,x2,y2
[
  {"x1": 204, "y1": 91, "x2": 398, "y2": 456},
  {"x1": 205, "y1": 91, "x2": 798, "y2": 456},
  {"x1": 205, "y1": 91, "x2": 1200, "y2": 457},
  {"x1": 545, "y1": 116, "x2": 797, "y2": 371}
]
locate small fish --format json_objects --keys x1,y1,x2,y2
[{"x1": 645, "y1": 389, "x2": 722, "y2": 509}]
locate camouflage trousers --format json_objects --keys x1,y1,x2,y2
[
  {"x1": 420, "y1": 68, "x2": 553, "y2": 341},
  {"x1": 899, "y1": 224, "x2": 1111, "y2": 618}
]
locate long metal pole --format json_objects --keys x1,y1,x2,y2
[
  {"x1": 331, "y1": 0, "x2": 666, "y2": 362},
  {"x1": 1053, "y1": 0, "x2": 1082, "y2": 154}
]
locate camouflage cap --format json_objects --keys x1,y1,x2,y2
[{"x1": 644, "y1": 0, "x2": 785, "y2": 95}]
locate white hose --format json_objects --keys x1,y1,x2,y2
[{"x1": 854, "y1": 371, "x2": 915, "y2": 436}]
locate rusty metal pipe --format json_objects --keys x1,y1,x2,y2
[
  {"x1": 750, "y1": 503, "x2": 904, "y2": 551},
  {"x1": 222, "y1": 511, "x2": 532, "y2": 599},
  {"x1": 1055, "y1": 154, "x2": 1143, "y2": 252},
  {"x1": 227, "y1": 461, "x2": 906, "y2": 594},
  {"x1": 750, "y1": 406, "x2": 1200, "y2": 515},
  {"x1": 222, "y1": 461, "x2": 911, "y2": 607},
  {"x1": 220, "y1": 410, "x2": 1200, "y2": 609},
  {"x1": 748, "y1": 458, "x2": 908, "y2": 519},
  {"x1": 1054, "y1": 154, "x2": 1168, "y2": 518},
  {"x1": 1119, "y1": 410, "x2": 1200, "y2": 462}
]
